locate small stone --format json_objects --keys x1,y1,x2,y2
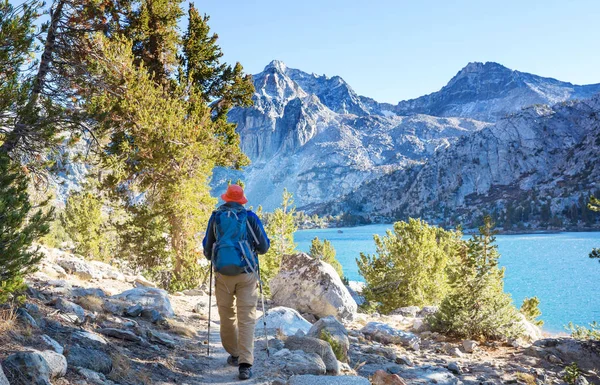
[
  {"x1": 448, "y1": 361, "x2": 463, "y2": 374},
  {"x1": 463, "y1": 339, "x2": 478, "y2": 353},
  {"x1": 147, "y1": 330, "x2": 176, "y2": 348},
  {"x1": 182, "y1": 289, "x2": 204, "y2": 296},
  {"x1": 134, "y1": 275, "x2": 157, "y2": 288},
  {"x1": 395, "y1": 356, "x2": 414, "y2": 366},
  {"x1": 41, "y1": 335, "x2": 64, "y2": 354},
  {"x1": 98, "y1": 327, "x2": 142, "y2": 342},
  {"x1": 141, "y1": 308, "x2": 167, "y2": 324},
  {"x1": 371, "y1": 369, "x2": 407, "y2": 385},
  {"x1": 74, "y1": 330, "x2": 108, "y2": 345},
  {"x1": 55, "y1": 298, "x2": 86, "y2": 322},
  {"x1": 546, "y1": 354, "x2": 562, "y2": 364},
  {"x1": 17, "y1": 308, "x2": 38, "y2": 328}
]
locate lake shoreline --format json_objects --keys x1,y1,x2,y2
[{"x1": 299, "y1": 222, "x2": 600, "y2": 236}]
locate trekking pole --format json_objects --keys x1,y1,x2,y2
[
  {"x1": 257, "y1": 265, "x2": 270, "y2": 358},
  {"x1": 207, "y1": 259, "x2": 213, "y2": 357}
]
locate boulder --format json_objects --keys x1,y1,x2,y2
[
  {"x1": 270, "y1": 253, "x2": 357, "y2": 321},
  {"x1": 134, "y1": 275, "x2": 157, "y2": 288},
  {"x1": 361, "y1": 322, "x2": 420, "y2": 350},
  {"x1": 284, "y1": 335, "x2": 340, "y2": 375},
  {"x1": 307, "y1": 315, "x2": 349, "y2": 362},
  {"x1": 70, "y1": 287, "x2": 106, "y2": 298},
  {"x1": 418, "y1": 306, "x2": 439, "y2": 317},
  {"x1": 66, "y1": 346, "x2": 113, "y2": 374},
  {"x1": 3, "y1": 350, "x2": 67, "y2": 384},
  {"x1": 55, "y1": 298, "x2": 86, "y2": 322},
  {"x1": 89, "y1": 260, "x2": 125, "y2": 281},
  {"x1": 529, "y1": 338, "x2": 600, "y2": 372},
  {"x1": 371, "y1": 370, "x2": 408, "y2": 385},
  {"x1": 289, "y1": 375, "x2": 371, "y2": 385},
  {"x1": 272, "y1": 349, "x2": 326, "y2": 375},
  {"x1": 256, "y1": 306, "x2": 312, "y2": 336},
  {"x1": 56, "y1": 257, "x2": 101, "y2": 280},
  {"x1": 516, "y1": 313, "x2": 542, "y2": 342},
  {"x1": 111, "y1": 287, "x2": 174, "y2": 318},
  {"x1": 390, "y1": 306, "x2": 420, "y2": 317},
  {"x1": 346, "y1": 281, "x2": 365, "y2": 307}
]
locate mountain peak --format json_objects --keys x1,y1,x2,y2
[
  {"x1": 453, "y1": 62, "x2": 512, "y2": 79},
  {"x1": 264, "y1": 60, "x2": 288, "y2": 73}
]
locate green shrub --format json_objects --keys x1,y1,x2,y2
[
  {"x1": 61, "y1": 190, "x2": 110, "y2": 261},
  {"x1": 566, "y1": 321, "x2": 600, "y2": 340},
  {"x1": 309, "y1": 237, "x2": 344, "y2": 279},
  {"x1": 319, "y1": 329, "x2": 346, "y2": 362},
  {"x1": 563, "y1": 362, "x2": 582, "y2": 385},
  {"x1": 0, "y1": 154, "x2": 51, "y2": 303},
  {"x1": 357, "y1": 218, "x2": 463, "y2": 313},
  {"x1": 520, "y1": 296, "x2": 544, "y2": 326},
  {"x1": 430, "y1": 216, "x2": 521, "y2": 340}
]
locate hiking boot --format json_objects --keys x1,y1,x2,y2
[
  {"x1": 238, "y1": 364, "x2": 252, "y2": 380},
  {"x1": 227, "y1": 355, "x2": 239, "y2": 366}
]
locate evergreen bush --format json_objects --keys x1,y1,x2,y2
[
  {"x1": 0, "y1": 154, "x2": 51, "y2": 303},
  {"x1": 357, "y1": 218, "x2": 463, "y2": 313},
  {"x1": 520, "y1": 296, "x2": 544, "y2": 327},
  {"x1": 309, "y1": 237, "x2": 344, "y2": 279},
  {"x1": 430, "y1": 216, "x2": 521, "y2": 340}
]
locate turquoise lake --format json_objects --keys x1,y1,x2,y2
[{"x1": 296, "y1": 225, "x2": 600, "y2": 333}]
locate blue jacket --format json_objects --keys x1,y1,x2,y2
[{"x1": 202, "y1": 202, "x2": 270, "y2": 260}]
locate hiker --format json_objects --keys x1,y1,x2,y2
[{"x1": 202, "y1": 184, "x2": 270, "y2": 380}]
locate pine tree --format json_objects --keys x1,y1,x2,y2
[
  {"x1": 259, "y1": 189, "x2": 297, "y2": 295},
  {"x1": 309, "y1": 237, "x2": 343, "y2": 279},
  {"x1": 0, "y1": 153, "x2": 52, "y2": 303},
  {"x1": 84, "y1": 1, "x2": 254, "y2": 289},
  {"x1": 357, "y1": 218, "x2": 463, "y2": 313},
  {"x1": 431, "y1": 216, "x2": 521, "y2": 340},
  {"x1": 0, "y1": 0, "x2": 53, "y2": 303}
]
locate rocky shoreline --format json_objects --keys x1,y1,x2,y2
[{"x1": 0, "y1": 246, "x2": 598, "y2": 384}]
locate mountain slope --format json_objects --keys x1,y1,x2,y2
[
  {"x1": 216, "y1": 61, "x2": 488, "y2": 210},
  {"x1": 320, "y1": 95, "x2": 600, "y2": 228}
]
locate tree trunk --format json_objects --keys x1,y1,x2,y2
[{"x1": 0, "y1": 0, "x2": 65, "y2": 155}]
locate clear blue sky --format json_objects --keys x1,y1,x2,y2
[{"x1": 192, "y1": 0, "x2": 600, "y2": 102}]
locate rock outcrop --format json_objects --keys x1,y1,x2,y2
[{"x1": 271, "y1": 253, "x2": 357, "y2": 321}]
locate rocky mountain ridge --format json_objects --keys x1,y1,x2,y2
[
  {"x1": 369, "y1": 62, "x2": 600, "y2": 122},
  {"x1": 216, "y1": 61, "x2": 488, "y2": 210},
  {"x1": 217, "y1": 60, "x2": 600, "y2": 218},
  {"x1": 319, "y1": 95, "x2": 600, "y2": 229}
]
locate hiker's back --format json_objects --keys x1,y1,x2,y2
[{"x1": 212, "y1": 205, "x2": 256, "y2": 276}]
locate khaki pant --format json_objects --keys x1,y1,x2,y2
[{"x1": 215, "y1": 272, "x2": 258, "y2": 365}]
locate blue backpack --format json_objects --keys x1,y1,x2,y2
[{"x1": 212, "y1": 205, "x2": 259, "y2": 276}]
